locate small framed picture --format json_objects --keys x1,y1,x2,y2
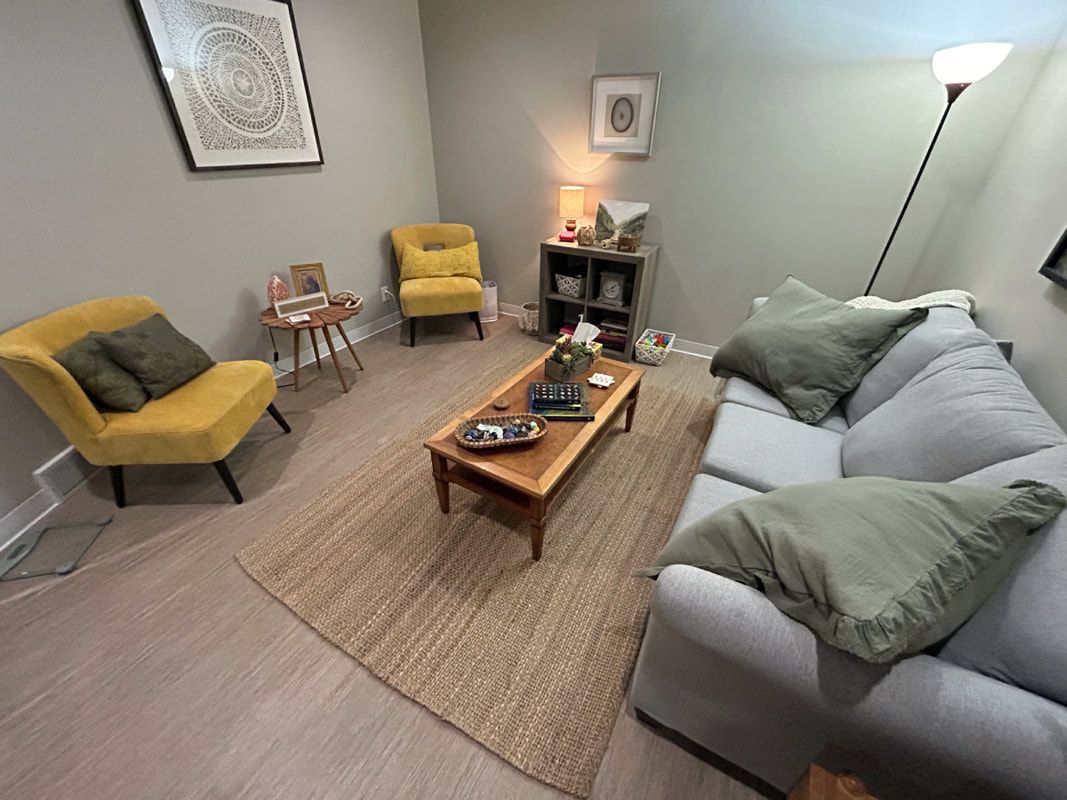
[
  {"x1": 1039, "y1": 228, "x2": 1067, "y2": 290},
  {"x1": 290, "y1": 262, "x2": 330, "y2": 296},
  {"x1": 589, "y1": 73, "x2": 661, "y2": 157}
]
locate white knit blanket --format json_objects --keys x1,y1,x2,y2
[{"x1": 846, "y1": 289, "x2": 976, "y2": 316}]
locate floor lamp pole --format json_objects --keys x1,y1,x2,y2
[{"x1": 863, "y1": 83, "x2": 968, "y2": 296}]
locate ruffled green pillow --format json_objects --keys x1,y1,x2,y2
[
  {"x1": 95, "y1": 314, "x2": 214, "y2": 399},
  {"x1": 639, "y1": 477, "x2": 1065, "y2": 663},
  {"x1": 54, "y1": 336, "x2": 148, "y2": 411}
]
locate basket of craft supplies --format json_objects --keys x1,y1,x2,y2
[{"x1": 634, "y1": 328, "x2": 675, "y2": 366}]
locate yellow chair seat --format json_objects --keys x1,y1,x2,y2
[
  {"x1": 399, "y1": 276, "x2": 483, "y2": 317},
  {"x1": 95, "y1": 361, "x2": 276, "y2": 465}
]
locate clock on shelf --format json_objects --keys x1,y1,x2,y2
[{"x1": 597, "y1": 271, "x2": 627, "y2": 307}]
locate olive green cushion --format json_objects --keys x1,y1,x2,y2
[
  {"x1": 711, "y1": 277, "x2": 928, "y2": 423},
  {"x1": 54, "y1": 336, "x2": 149, "y2": 412},
  {"x1": 95, "y1": 314, "x2": 214, "y2": 399},
  {"x1": 639, "y1": 477, "x2": 1065, "y2": 663}
]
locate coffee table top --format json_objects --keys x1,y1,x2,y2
[{"x1": 424, "y1": 350, "x2": 643, "y2": 498}]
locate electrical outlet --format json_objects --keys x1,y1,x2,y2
[{"x1": 380, "y1": 286, "x2": 392, "y2": 303}]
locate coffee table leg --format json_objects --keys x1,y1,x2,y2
[
  {"x1": 430, "y1": 452, "x2": 450, "y2": 513},
  {"x1": 336, "y1": 324, "x2": 364, "y2": 371},
  {"x1": 292, "y1": 328, "x2": 302, "y2": 392},
  {"x1": 322, "y1": 330, "x2": 350, "y2": 393},
  {"x1": 530, "y1": 497, "x2": 546, "y2": 561},
  {"x1": 625, "y1": 382, "x2": 641, "y2": 432},
  {"x1": 308, "y1": 327, "x2": 323, "y2": 369}
]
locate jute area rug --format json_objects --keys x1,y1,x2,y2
[{"x1": 237, "y1": 366, "x2": 716, "y2": 797}]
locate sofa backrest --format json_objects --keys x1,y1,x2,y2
[
  {"x1": 841, "y1": 328, "x2": 1066, "y2": 482},
  {"x1": 941, "y1": 444, "x2": 1067, "y2": 707},
  {"x1": 842, "y1": 307, "x2": 976, "y2": 425}
]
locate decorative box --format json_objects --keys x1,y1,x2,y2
[
  {"x1": 544, "y1": 354, "x2": 592, "y2": 382},
  {"x1": 555, "y1": 274, "x2": 585, "y2": 298}
]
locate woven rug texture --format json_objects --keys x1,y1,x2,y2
[{"x1": 237, "y1": 369, "x2": 715, "y2": 797}]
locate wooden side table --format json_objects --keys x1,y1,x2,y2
[
  {"x1": 260, "y1": 301, "x2": 364, "y2": 393},
  {"x1": 788, "y1": 765, "x2": 877, "y2": 800}
]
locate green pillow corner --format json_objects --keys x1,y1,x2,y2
[
  {"x1": 95, "y1": 314, "x2": 215, "y2": 399},
  {"x1": 54, "y1": 335, "x2": 149, "y2": 412},
  {"x1": 711, "y1": 276, "x2": 928, "y2": 423},
  {"x1": 641, "y1": 476, "x2": 1065, "y2": 663}
]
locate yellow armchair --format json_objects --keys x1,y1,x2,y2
[
  {"x1": 390, "y1": 223, "x2": 485, "y2": 346},
  {"x1": 0, "y1": 296, "x2": 289, "y2": 507}
]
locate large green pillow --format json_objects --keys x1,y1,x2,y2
[
  {"x1": 711, "y1": 277, "x2": 928, "y2": 423},
  {"x1": 638, "y1": 477, "x2": 1065, "y2": 663},
  {"x1": 95, "y1": 314, "x2": 214, "y2": 399},
  {"x1": 54, "y1": 336, "x2": 149, "y2": 411}
]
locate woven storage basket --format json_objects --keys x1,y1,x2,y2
[
  {"x1": 634, "y1": 328, "x2": 675, "y2": 366},
  {"x1": 519, "y1": 302, "x2": 540, "y2": 335},
  {"x1": 455, "y1": 414, "x2": 549, "y2": 450},
  {"x1": 555, "y1": 274, "x2": 585, "y2": 298}
]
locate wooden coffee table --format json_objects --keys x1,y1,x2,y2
[{"x1": 424, "y1": 350, "x2": 644, "y2": 560}]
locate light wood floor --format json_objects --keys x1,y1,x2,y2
[{"x1": 0, "y1": 315, "x2": 762, "y2": 800}]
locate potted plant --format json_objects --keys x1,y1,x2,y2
[{"x1": 544, "y1": 334, "x2": 596, "y2": 381}]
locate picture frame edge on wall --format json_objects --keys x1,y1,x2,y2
[
  {"x1": 130, "y1": 0, "x2": 325, "y2": 172},
  {"x1": 588, "y1": 71, "x2": 661, "y2": 158},
  {"x1": 1038, "y1": 228, "x2": 1067, "y2": 290}
]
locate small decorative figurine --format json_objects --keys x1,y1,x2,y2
[
  {"x1": 267, "y1": 274, "x2": 290, "y2": 305},
  {"x1": 617, "y1": 233, "x2": 641, "y2": 252},
  {"x1": 576, "y1": 225, "x2": 596, "y2": 246}
]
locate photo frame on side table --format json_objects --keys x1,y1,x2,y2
[
  {"x1": 132, "y1": 0, "x2": 324, "y2": 171},
  {"x1": 290, "y1": 262, "x2": 330, "y2": 296},
  {"x1": 589, "y1": 73, "x2": 661, "y2": 157},
  {"x1": 1039, "y1": 228, "x2": 1067, "y2": 290}
]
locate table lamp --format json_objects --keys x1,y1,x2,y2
[
  {"x1": 558, "y1": 185, "x2": 585, "y2": 242},
  {"x1": 864, "y1": 42, "x2": 1012, "y2": 295}
]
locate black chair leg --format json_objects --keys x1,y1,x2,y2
[
  {"x1": 409, "y1": 317, "x2": 417, "y2": 347},
  {"x1": 213, "y1": 460, "x2": 243, "y2": 504},
  {"x1": 266, "y1": 402, "x2": 291, "y2": 433},
  {"x1": 109, "y1": 465, "x2": 126, "y2": 508},
  {"x1": 469, "y1": 311, "x2": 484, "y2": 341}
]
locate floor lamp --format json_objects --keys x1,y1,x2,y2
[{"x1": 864, "y1": 42, "x2": 1013, "y2": 296}]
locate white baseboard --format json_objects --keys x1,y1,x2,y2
[
  {"x1": 273, "y1": 310, "x2": 403, "y2": 376},
  {"x1": 0, "y1": 488, "x2": 60, "y2": 553},
  {"x1": 1, "y1": 446, "x2": 99, "y2": 551},
  {"x1": 672, "y1": 339, "x2": 718, "y2": 360},
  {"x1": 498, "y1": 302, "x2": 522, "y2": 318}
]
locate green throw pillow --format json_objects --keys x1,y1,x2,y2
[
  {"x1": 95, "y1": 314, "x2": 214, "y2": 399},
  {"x1": 54, "y1": 336, "x2": 149, "y2": 412},
  {"x1": 638, "y1": 477, "x2": 1065, "y2": 663},
  {"x1": 711, "y1": 277, "x2": 928, "y2": 423}
]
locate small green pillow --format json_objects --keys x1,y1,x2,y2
[
  {"x1": 638, "y1": 477, "x2": 1065, "y2": 663},
  {"x1": 711, "y1": 277, "x2": 928, "y2": 423},
  {"x1": 95, "y1": 314, "x2": 214, "y2": 399},
  {"x1": 54, "y1": 336, "x2": 149, "y2": 411}
]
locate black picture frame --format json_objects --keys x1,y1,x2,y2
[
  {"x1": 131, "y1": 0, "x2": 324, "y2": 172},
  {"x1": 1039, "y1": 228, "x2": 1067, "y2": 290}
]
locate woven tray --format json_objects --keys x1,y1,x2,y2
[{"x1": 454, "y1": 414, "x2": 548, "y2": 450}]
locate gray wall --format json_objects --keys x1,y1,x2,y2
[
  {"x1": 0, "y1": 0, "x2": 439, "y2": 517},
  {"x1": 905, "y1": 26, "x2": 1067, "y2": 424},
  {"x1": 419, "y1": 0, "x2": 1063, "y2": 340}
]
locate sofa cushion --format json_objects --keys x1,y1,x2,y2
[
  {"x1": 95, "y1": 314, "x2": 215, "y2": 400},
  {"x1": 54, "y1": 336, "x2": 148, "y2": 412},
  {"x1": 711, "y1": 277, "x2": 928, "y2": 423},
  {"x1": 639, "y1": 476, "x2": 1065, "y2": 663},
  {"x1": 400, "y1": 241, "x2": 482, "y2": 281},
  {"x1": 940, "y1": 445, "x2": 1067, "y2": 705},
  {"x1": 842, "y1": 307, "x2": 975, "y2": 425},
  {"x1": 399, "y1": 276, "x2": 483, "y2": 317},
  {"x1": 700, "y1": 403, "x2": 843, "y2": 492},
  {"x1": 722, "y1": 377, "x2": 848, "y2": 433},
  {"x1": 842, "y1": 330, "x2": 1066, "y2": 482},
  {"x1": 671, "y1": 473, "x2": 759, "y2": 538}
]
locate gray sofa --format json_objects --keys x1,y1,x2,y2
[{"x1": 630, "y1": 300, "x2": 1067, "y2": 799}]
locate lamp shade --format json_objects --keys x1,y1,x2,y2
[
  {"x1": 558, "y1": 185, "x2": 585, "y2": 219},
  {"x1": 932, "y1": 42, "x2": 1012, "y2": 86}
]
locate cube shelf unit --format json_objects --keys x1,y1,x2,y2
[{"x1": 539, "y1": 238, "x2": 659, "y2": 361}]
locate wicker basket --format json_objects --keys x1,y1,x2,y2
[
  {"x1": 634, "y1": 328, "x2": 675, "y2": 366},
  {"x1": 454, "y1": 414, "x2": 548, "y2": 450},
  {"x1": 519, "y1": 302, "x2": 540, "y2": 335},
  {"x1": 555, "y1": 274, "x2": 585, "y2": 298}
]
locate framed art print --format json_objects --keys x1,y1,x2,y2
[
  {"x1": 132, "y1": 0, "x2": 323, "y2": 171},
  {"x1": 589, "y1": 73, "x2": 661, "y2": 157},
  {"x1": 290, "y1": 262, "x2": 330, "y2": 296}
]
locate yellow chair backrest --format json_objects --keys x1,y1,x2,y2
[
  {"x1": 0, "y1": 296, "x2": 163, "y2": 445},
  {"x1": 390, "y1": 223, "x2": 475, "y2": 275}
]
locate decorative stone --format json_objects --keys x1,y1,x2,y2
[{"x1": 267, "y1": 274, "x2": 290, "y2": 305}]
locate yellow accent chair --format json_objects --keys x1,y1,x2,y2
[
  {"x1": 0, "y1": 296, "x2": 289, "y2": 507},
  {"x1": 390, "y1": 223, "x2": 485, "y2": 346}
]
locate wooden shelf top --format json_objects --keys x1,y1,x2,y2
[{"x1": 541, "y1": 237, "x2": 658, "y2": 259}]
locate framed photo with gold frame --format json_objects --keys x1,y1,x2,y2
[{"x1": 290, "y1": 262, "x2": 329, "y2": 296}]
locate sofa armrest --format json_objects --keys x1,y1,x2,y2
[{"x1": 747, "y1": 297, "x2": 769, "y2": 319}]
